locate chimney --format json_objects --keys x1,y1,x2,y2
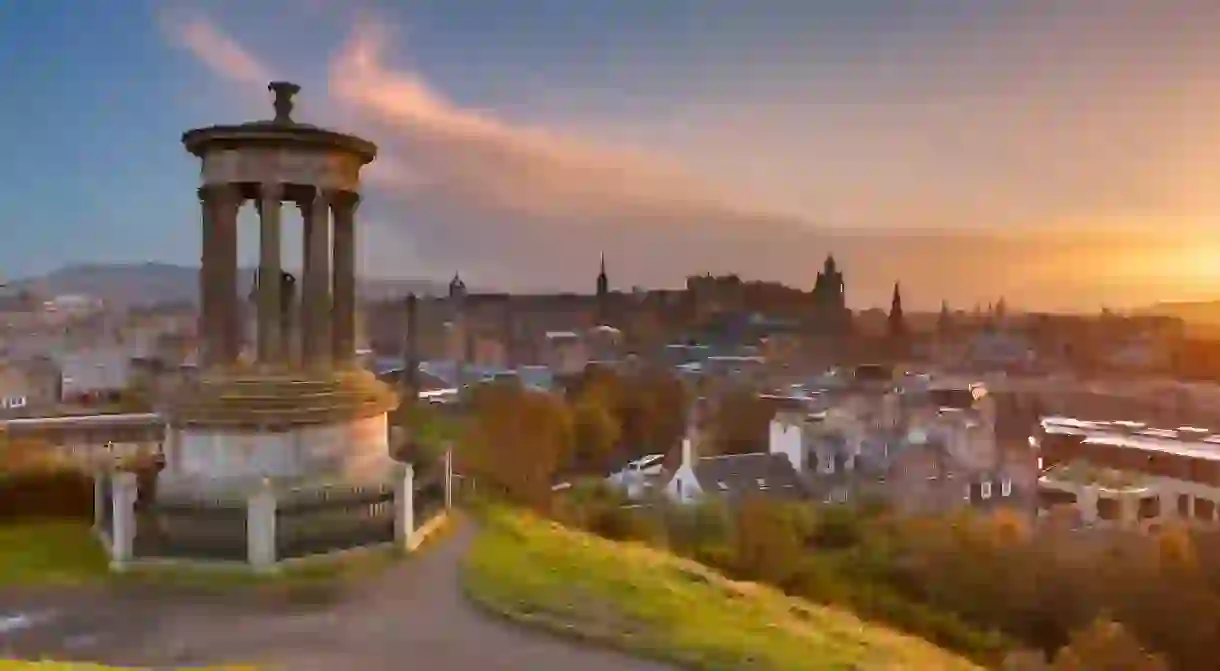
[
  {"x1": 401, "y1": 293, "x2": 420, "y2": 401},
  {"x1": 770, "y1": 409, "x2": 806, "y2": 473},
  {"x1": 681, "y1": 437, "x2": 694, "y2": 469}
]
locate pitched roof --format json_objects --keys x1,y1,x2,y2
[{"x1": 691, "y1": 452, "x2": 809, "y2": 502}]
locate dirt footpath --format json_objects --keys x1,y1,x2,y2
[{"x1": 1, "y1": 521, "x2": 670, "y2": 671}]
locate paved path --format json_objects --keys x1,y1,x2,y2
[{"x1": 1, "y1": 519, "x2": 670, "y2": 670}]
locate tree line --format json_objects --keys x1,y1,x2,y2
[{"x1": 549, "y1": 480, "x2": 1201, "y2": 670}]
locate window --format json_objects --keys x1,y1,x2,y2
[
  {"x1": 980, "y1": 481, "x2": 992, "y2": 500},
  {"x1": 1000, "y1": 479, "x2": 1012, "y2": 497},
  {"x1": 845, "y1": 455, "x2": 856, "y2": 472},
  {"x1": 1138, "y1": 496, "x2": 1160, "y2": 521},
  {"x1": 1195, "y1": 498, "x2": 1215, "y2": 521},
  {"x1": 821, "y1": 456, "x2": 835, "y2": 474},
  {"x1": 1097, "y1": 497, "x2": 1121, "y2": 521},
  {"x1": 1178, "y1": 494, "x2": 1191, "y2": 517}
]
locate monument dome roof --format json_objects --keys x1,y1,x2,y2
[{"x1": 181, "y1": 81, "x2": 376, "y2": 163}]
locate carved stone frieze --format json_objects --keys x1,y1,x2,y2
[{"x1": 202, "y1": 148, "x2": 362, "y2": 190}]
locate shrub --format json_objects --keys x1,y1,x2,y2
[
  {"x1": 0, "y1": 466, "x2": 95, "y2": 521},
  {"x1": 1051, "y1": 618, "x2": 1169, "y2": 671},
  {"x1": 785, "y1": 557, "x2": 850, "y2": 604},
  {"x1": 810, "y1": 504, "x2": 865, "y2": 550},
  {"x1": 662, "y1": 498, "x2": 730, "y2": 554}
]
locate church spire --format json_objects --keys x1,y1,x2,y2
[
  {"x1": 888, "y1": 281, "x2": 906, "y2": 339},
  {"x1": 596, "y1": 253, "x2": 609, "y2": 325},
  {"x1": 597, "y1": 253, "x2": 608, "y2": 296},
  {"x1": 448, "y1": 271, "x2": 467, "y2": 300}
]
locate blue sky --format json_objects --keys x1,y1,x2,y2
[{"x1": 2, "y1": 1, "x2": 1219, "y2": 309}]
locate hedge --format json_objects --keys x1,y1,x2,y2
[{"x1": 0, "y1": 467, "x2": 95, "y2": 521}]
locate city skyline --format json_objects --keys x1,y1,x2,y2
[{"x1": 3, "y1": 1, "x2": 1220, "y2": 310}]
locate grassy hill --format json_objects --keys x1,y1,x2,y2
[{"x1": 462, "y1": 508, "x2": 984, "y2": 671}]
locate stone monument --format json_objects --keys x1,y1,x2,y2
[{"x1": 161, "y1": 81, "x2": 399, "y2": 491}]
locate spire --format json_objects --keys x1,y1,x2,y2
[
  {"x1": 888, "y1": 281, "x2": 906, "y2": 339},
  {"x1": 596, "y1": 253, "x2": 608, "y2": 295},
  {"x1": 401, "y1": 292, "x2": 420, "y2": 402},
  {"x1": 824, "y1": 254, "x2": 837, "y2": 274},
  {"x1": 938, "y1": 299, "x2": 952, "y2": 335},
  {"x1": 448, "y1": 271, "x2": 467, "y2": 301},
  {"x1": 596, "y1": 253, "x2": 610, "y2": 325}
]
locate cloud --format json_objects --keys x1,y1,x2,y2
[
  {"x1": 329, "y1": 23, "x2": 727, "y2": 221},
  {"x1": 161, "y1": 15, "x2": 824, "y2": 286},
  {"x1": 160, "y1": 12, "x2": 1198, "y2": 310},
  {"x1": 162, "y1": 11, "x2": 274, "y2": 85}
]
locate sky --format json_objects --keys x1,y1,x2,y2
[{"x1": 2, "y1": 0, "x2": 1220, "y2": 310}]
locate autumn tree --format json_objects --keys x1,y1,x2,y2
[
  {"x1": 391, "y1": 401, "x2": 461, "y2": 472},
  {"x1": 1051, "y1": 618, "x2": 1169, "y2": 671},
  {"x1": 1154, "y1": 524, "x2": 1198, "y2": 572},
  {"x1": 568, "y1": 397, "x2": 621, "y2": 475},
  {"x1": 461, "y1": 380, "x2": 574, "y2": 509},
  {"x1": 707, "y1": 388, "x2": 773, "y2": 455},
  {"x1": 732, "y1": 496, "x2": 805, "y2": 585}
]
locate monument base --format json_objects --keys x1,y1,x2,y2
[
  {"x1": 162, "y1": 412, "x2": 395, "y2": 484},
  {"x1": 160, "y1": 367, "x2": 400, "y2": 481}
]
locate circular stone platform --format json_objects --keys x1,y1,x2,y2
[
  {"x1": 166, "y1": 368, "x2": 398, "y2": 428},
  {"x1": 160, "y1": 369, "x2": 401, "y2": 482}
]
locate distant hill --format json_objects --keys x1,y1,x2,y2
[{"x1": 11, "y1": 263, "x2": 451, "y2": 309}]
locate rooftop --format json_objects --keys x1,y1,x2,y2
[
  {"x1": 692, "y1": 452, "x2": 808, "y2": 502},
  {"x1": 1040, "y1": 460, "x2": 1152, "y2": 491},
  {"x1": 1041, "y1": 415, "x2": 1220, "y2": 463}
]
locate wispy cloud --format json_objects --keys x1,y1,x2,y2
[
  {"x1": 158, "y1": 13, "x2": 825, "y2": 287},
  {"x1": 162, "y1": 11, "x2": 274, "y2": 85},
  {"x1": 158, "y1": 10, "x2": 1205, "y2": 309},
  {"x1": 328, "y1": 23, "x2": 729, "y2": 221}
]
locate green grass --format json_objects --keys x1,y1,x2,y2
[
  {"x1": 0, "y1": 664, "x2": 254, "y2": 670},
  {"x1": 0, "y1": 519, "x2": 404, "y2": 598},
  {"x1": 0, "y1": 521, "x2": 111, "y2": 586},
  {"x1": 462, "y1": 508, "x2": 984, "y2": 671}
]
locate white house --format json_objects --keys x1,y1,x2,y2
[{"x1": 666, "y1": 404, "x2": 808, "y2": 506}]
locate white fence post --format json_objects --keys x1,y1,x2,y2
[
  {"x1": 444, "y1": 445, "x2": 454, "y2": 510},
  {"x1": 395, "y1": 463, "x2": 415, "y2": 548},
  {"x1": 109, "y1": 471, "x2": 137, "y2": 570},
  {"x1": 247, "y1": 479, "x2": 278, "y2": 572}
]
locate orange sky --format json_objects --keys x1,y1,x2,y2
[{"x1": 149, "y1": 2, "x2": 1220, "y2": 310}]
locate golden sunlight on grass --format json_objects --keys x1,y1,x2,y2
[
  {"x1": 462, "y1": 507, "x2": 983, "y2": 671},
  {"x1": 0, "y1": 665, "x2": 256, "y2": 670}
]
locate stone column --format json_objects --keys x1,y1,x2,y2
[
  {"x1": 199, "y1": 185, "x2": 242, "y2": 368},
  {"x1": 216, "y1": 188, "x2": 242, "y2": 365},
  {"x1": 256, "y1": 184, "x2": 284, "y2": 366},
  {"x1": 331, "y1": 193, "x2": 358, "y2": 368},
  {"x1": 301, "y1": 190, "x2": 332, "y2": 369},
  {"x1": 198, "y1": 187, "x2": 219, "y2": 368}
]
